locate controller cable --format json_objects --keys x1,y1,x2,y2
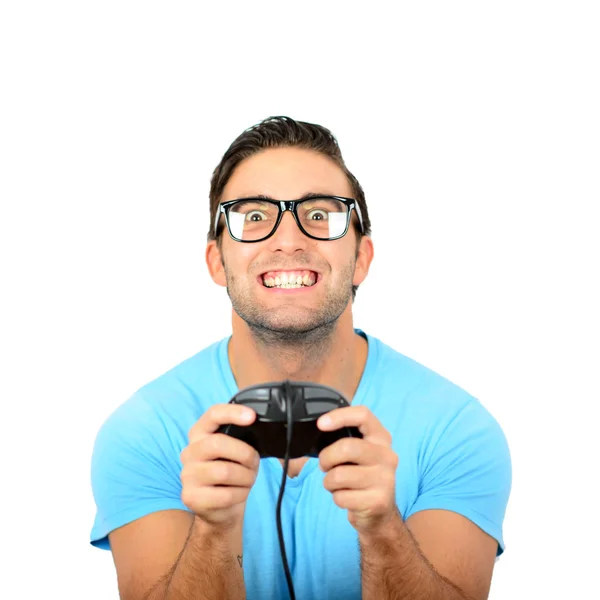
[{"x1": 275, "y1": 380, "x2": 296, "y2": 600}]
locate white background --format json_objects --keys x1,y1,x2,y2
[{"x1": 1, "y1": 1, "x2": 598, "y2": 598}]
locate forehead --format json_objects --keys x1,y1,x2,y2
[{"x1": 221, "y1": 147, "x2": 353, "y2": 201}]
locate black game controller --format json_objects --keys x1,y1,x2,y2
[{"x1": 216, "y1": 380, "x2": 363, "y2": 459}]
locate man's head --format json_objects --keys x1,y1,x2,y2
[{"x1": 206, "y1": 116, "x2": 373, "y2": 341}]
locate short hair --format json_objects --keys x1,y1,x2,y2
[{"x1": 208, "y1": 116, "x2": 372, "y2": 300}]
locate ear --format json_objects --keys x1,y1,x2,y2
[
  {"x1": 353, "y1": 235, "x2": 374, "y2": 287},
  {"x1": 206, "y1": 240, "x2": 227, "y2": 287}
]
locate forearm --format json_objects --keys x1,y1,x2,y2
[
  {"x1": 146, "y1": 517, "x2": 245, "y2": 600},
  {"x1": 359, "y1": 512, "x2": 472, "y2": 600}
]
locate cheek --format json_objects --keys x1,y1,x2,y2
[
  {"x1": 223, "y1": 245, "x2": 260, "y2": 281},
  {"x1": 329, "y1": 246, "x2": 356, "y2": 279}
]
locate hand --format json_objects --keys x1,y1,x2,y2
[
  {"x1": 180, "y1": 404, "x2": 260, "y2": 530},
  {"x1": 317, "y1": 405, "x2": 399, "y2": 535}
]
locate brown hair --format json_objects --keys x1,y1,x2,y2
[{"x1": 208, "y1": 116, "x2": 372, "y2": 300}]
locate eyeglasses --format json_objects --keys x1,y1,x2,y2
[{"x1": 213, "y1": 195, "x2": 365, "y2": 243}]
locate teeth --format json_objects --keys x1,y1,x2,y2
[
  {"x1": 265, "y1": 282, "x2": 304, "y2": 289},
  {"x1": 262, "y1": 270, "x2": 318, "y2": 288}
]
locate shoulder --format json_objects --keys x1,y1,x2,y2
[
  {"x1": 361, "y1": 331, "x2": 508, "y2": 445},
  {"x1": 359, "y1": 332, "x2": 512, "y2": 554},
  {"x1": 361, "y1": 331, "x2": 473, "y2": 408},
  {"x1": 93, "y1": 336, "x2": 231, "y2": 462},
  {"x1": 90, "y1": 336, "x2": 236, "y2": 549},
  {"x1": 141, "y1": 335, "x2": 232, "y2": 412}
]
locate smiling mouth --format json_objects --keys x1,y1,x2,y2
[{"x1": 260, "y1": 269, "x2": 319, "y2": 289}]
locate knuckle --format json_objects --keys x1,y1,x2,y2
[
  {"x1": 214, "y1": 461, "x2": 231, "y2": 483},
  {"x1": 180, "y1": 464, "x2": 192, "y2": 482},
  {"x1": 325, "y1": 471, "x2": 336, "y2": 488},
  {"x1": 221, "y1": 486, "x2": 236, "y2": 505},
  {"x1": 180, "y1": 464, "x2": 203, "y2": 490},
  {"x1": 207, "y1": 404, "x2": 221, "y2": 419},
  {"x1": 248, "y1": 453, "x2": 259, "y2": 470},
  {"x1": 347, "y1": 438, "x2": 361, "y2": 458},
  {"x1": 374, "y1": 493, "x2": 387, "y2": 512},
  {"x1": 204, "y1": 405, "x2": 224, "y2": 428},
  {"x1": 341, "y1": 439, "x2": 354, "y2": 455},
  {"x1": 333, "y1": 492, "x2": 346, "y2": 508},
  {"x1": 180, "y1": 446, "x2": 189, "y2": 464},
  {"x1": 210, "y1": 434, "x2": 223, "y2": 453},
  {"x1": 188, "y1": 419, "x2": 202, "y2": 442},
  {"x1": 180, "y1": 460, "x2": 197, "y2": 479},
  {"x1": 181, "y1": 487, "x2": 195, "y2": 508},
  {"x1": 181, "y1": 441, "x2": 205, "y2": 465},
  {"x1": 385, "y1": 470, "x2": 396, "y2": 489},
  {"x1": 339, "y1": 465, "x2": 351, "y2": 480}
]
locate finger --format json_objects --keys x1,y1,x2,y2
[
  {"x1": 322, "y1": 464, "x2": 377, "y2": 493},
  {"x1": 181, "y1": 434, "x2": 260, "y2": 470},
  {"x1": 330, "y1": 488, "x2": 395, "y2": 514},
  {"x1": 319, "y1": 438, "x2": 396, "y2": 472},
  {"x1": 317, "y1": 406, "x2": 391, "y2": 446},
  {"x1": 181, "y1": 459, "x2": 258, "y2": 489},
  {"x1": 189, "y1": 404, "x2": 256, "y2": 442},
  {"x1": 182, "y1": 485, "x2": 249, "y2": 511}
]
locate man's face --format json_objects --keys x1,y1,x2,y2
[{"x1": 207, "y1": 147, "x2": 371, "y2": 336}]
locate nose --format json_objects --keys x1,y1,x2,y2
[{"x1": 266, "y1": 209, "x2": 309, "y2": 253}]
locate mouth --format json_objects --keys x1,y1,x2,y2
[{"x1": 258, "y1": 269, "x2": 320, "y2": 290}]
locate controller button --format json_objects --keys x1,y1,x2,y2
[
  {"x1": 237, "y1": 388, "x2": 271, "y2": 401},
  {"x1": 303, "y1": 387, "x2": 340, "y2": 400},
  {"x1": 238, "y1": 400, "x2": 269, "y2": 416},
  {"x1": 306, "y1": 400, "x2": 339, "y2": 415}
]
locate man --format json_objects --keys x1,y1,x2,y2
[{"x1": 90, "y1": 116, "x2": 512, "y2": 600}]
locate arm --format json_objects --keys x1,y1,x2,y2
[
  {"x1": 358, "y1": 509, "x2": 497, "y2": 600},
  {"x1": 316, "y1": 403, "x2": 509, "y2": 600},
  {"x1": 109, "y1": 510, "x2": 245, "y2": 600},
  {"x1": 154, "y1": 518, "x2": 245, "y2": 600},
  {"x1": 92, "y1": 398, "x2": 260, "y2": 600}
]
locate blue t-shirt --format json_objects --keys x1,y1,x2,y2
[{"x1": 90, "y1": 330, "x2": 511, "y2": 600}]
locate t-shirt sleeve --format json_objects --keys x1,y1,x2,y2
[
  {"x1": 404, "y1": 396, "x2": 512, "y2": 557},
  {"x1": 90, "y1": 392, "x2": 189, "y2": 550}
]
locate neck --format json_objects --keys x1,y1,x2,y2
[{"x1": 227, "y1": 309, "x2": 368, "y2": 403}]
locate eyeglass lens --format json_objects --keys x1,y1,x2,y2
[{"x1": 227, "y1": 198, "x2": 349, "y2": 241}]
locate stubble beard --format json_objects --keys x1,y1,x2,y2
[{"x1": 224, "y1": 261, "x2": 356, "y2": 350}]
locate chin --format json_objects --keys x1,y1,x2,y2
[
  {"x1": 252, "y1": 313, "x2": 339, "y2": 336},
  {"x1": 257, "y1": 319, "x2": 321, "y2": 334}
]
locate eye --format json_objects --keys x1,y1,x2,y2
[
  {"x1": 245, "y1": 210, "x2": 266, "y2": 222},
  {"x1": 307, "y1": 209, "x2": 328, "y2": 221}
]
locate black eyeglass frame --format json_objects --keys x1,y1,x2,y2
[{"x1": 213, "y1": 196, "x2": 365, "y2": 243}]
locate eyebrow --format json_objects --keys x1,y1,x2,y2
[{"x1": 241, "y1": 192, "x2": 339, "y2": 202}]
